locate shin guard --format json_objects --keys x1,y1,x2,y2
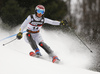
[
  {"x1": 26, "y1": 33, "x2": 38, "y2": 50},
  {"x1": 39, "y1": 42, "x2": 53, "y2": 55}
]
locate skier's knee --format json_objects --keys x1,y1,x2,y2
[
  {"x1": 26, "y1": 33, "x2": 31, "y2": 37},
  {"x1": 26, "y1": 33, "x2": 33, "y2": 42}
]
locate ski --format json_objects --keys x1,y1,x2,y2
[{"x1": 29, "y1": 51, "x2": 60, "y2": 63}]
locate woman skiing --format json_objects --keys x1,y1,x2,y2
[{"x1": 17, "y1": 5, "x2": 68, "y2": 63}]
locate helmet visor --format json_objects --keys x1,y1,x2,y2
[{"x1": 37, "y1": 9, "x2": 44, "y2": 14}]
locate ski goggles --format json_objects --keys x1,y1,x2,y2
[{"x1": 37, "y1": 9, "x2": 44, "y2": 14}]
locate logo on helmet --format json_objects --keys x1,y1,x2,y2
[{"x1": 37, "y1": 5, "x2": 45, "y2": 9}]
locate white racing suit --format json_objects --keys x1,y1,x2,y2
[{"x1": 19, "y1": 14, "x2": 60, "y2": 57}]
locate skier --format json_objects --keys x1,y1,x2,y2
[{"x1": 16, "y1": 5, "x2": 68, "y2": 63}]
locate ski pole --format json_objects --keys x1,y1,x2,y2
[
  {"x1": 3, "y1": 38, "x2": 17, "y2": 46},
  {"x1": 68, "y1": 27, "x2": 93, "y2": 53},
  {"x1": 0, "y1": 31, "x2": 26, "y2": 42}
]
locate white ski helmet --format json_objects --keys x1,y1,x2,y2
[{"x1": 35, "y1": 5, "x2": 45, "y2": 15}]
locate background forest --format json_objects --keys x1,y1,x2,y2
[{"x1": 0, "y1": 0, "x2": 100, "y2": 47}]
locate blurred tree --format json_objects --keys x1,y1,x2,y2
[
  {"x1": 82, "y1": 0, "x2": 100, "y2": 43},
  {"x1": 73, "y1": 0, "x2": 100, "y2": 44},
  {"x1": 70, "y1": 0, "x2": 100, "y2": 44},
  {"x1": 16, "y1": 0, "x2": 67, "y2": 20},
  {"x1": 1, "y1": 0, "x2": 25, "y2": 27},
  {"x1": 0, "y1": 0, "x2": 7, "y2": 16},
  {"x1": 0, "y1": 0, "x2": 67, "y2": 27}
]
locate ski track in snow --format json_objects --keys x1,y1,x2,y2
[{"x1": 0, "y1": 26, "x2": 99, "y2": 74}]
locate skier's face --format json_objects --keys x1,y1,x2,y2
[{"x1": 37, "y1": 13, "x2": 42, "y2": 17}]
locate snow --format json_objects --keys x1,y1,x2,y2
[{"x1": 0, "y1": 27, "x2": 99, "y2": 74}]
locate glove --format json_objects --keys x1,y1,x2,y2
[
  {"x1": 60, "y1": 20, "x2": 68, "y2": 26},
  {"x1": 17, "y1": 32, "x2": 23, "y2": 39}
]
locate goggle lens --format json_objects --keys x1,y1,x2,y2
[{"x1": 37, "y1": 10, "x2": 44, "y2": 14}]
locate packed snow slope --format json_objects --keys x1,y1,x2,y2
[{"x1": 0, "y1": 26, "x2": 99, "y2": 74}]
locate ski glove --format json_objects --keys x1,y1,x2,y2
[
  {"x1": 17, "y1": 32, "x2": 23, "y2": 39},
  {"x1": 60, "y1": 20, "x2": 68, "y2": 27}
]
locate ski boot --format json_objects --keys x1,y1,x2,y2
[
  {"x1": 29, "y1": 48, "x2": 42, "y2": 57},
  {"x1": 35, "y1": 48, "x2": 42, "y2": 57},
  {"x1": 52, "y1": 56, "x2": 60, "y2": 63}
]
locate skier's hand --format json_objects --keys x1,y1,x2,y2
[
  {"x1": 60, "y1": 20, "x2": 69, "y2": 27},
  {"x1": 17, "y1": 32, "x2": 23, "y2": 40}
]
